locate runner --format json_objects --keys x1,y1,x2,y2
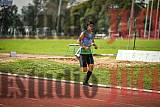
[{"x1": 77, "y1": 21, "x2": 98, "y2": 86}]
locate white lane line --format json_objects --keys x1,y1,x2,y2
[{"x1": 0, "y1": 72, "x2": 160, "y2": 94}]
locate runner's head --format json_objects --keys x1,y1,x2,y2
[{"x1": 87, "y1": 21, "x2": 95, "y2": 33}]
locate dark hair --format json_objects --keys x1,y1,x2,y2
[{"x1": 87, "y1": 21, "x2": 95, "y2": 26}]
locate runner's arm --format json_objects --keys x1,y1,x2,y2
[
  {"x1": 78, "y1": 33, "x2": 89, "y2": 50},
  {"x1": 92, "y1": 39, "x2": 98, "y2": 49}
]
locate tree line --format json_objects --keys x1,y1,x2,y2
[{"x1": 0, "y1": 0, "x2": 159, "y2": 37}]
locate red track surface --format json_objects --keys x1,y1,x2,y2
[{"x1": 0, "y1": 74, "x2": 160, "y2": 107}]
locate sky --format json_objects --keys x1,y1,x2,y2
[{"x1": 12, "y1": 0, "x2": 33, "y2": 13}]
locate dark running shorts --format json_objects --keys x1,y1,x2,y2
[{"x1": 80, "y1": 54, "x2": 94, "y2": 67}]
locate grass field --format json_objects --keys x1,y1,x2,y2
[
  {"x1": 0, "y1": 59, "x2": 159, "y2": 90},
  {"x1": 0, "y1": 39, "x2": 160, "y2": 55}
]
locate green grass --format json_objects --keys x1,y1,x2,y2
[
  {"x1": 0, "y1": 59, "x2": 159, "y2": 90},
  {"x1": 0, "y1": 39, "x2": 160, "y2": 55},
  {"x1": 0, "y1": 39, "x2": 77, "y2": 56},
  {"x1": 94, "y1": 39, "x2": 160, "y2": 54}
]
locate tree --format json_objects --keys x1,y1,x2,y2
[
  {"x1": 0, "y1": 5, "x2": 23, "y2": 36},
  {"x1": 67, "y1": 0, "x2": 150, "y2": 36},
  {"x1": 21, "y1": 1, "x2": 40, "y2": 35},
  {"x1": 21, "y1": 0, "x2": 68, "y2": 35}
]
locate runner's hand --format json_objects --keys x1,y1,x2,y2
[{"x1": 94, "y1": 45, "x2": 98, "y2": 49}]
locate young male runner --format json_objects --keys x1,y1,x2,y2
[{"x1": 77, "y1": 21, "x2": 98, "y2": 85}]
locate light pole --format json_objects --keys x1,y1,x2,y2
[
  {"x1": 154, "y1": 0, "x2": 159, "y2": 39},
  {"x1": 56, "y1": 0, "x2": 62, "y2": 35},
  {"x1": 133, "y1": 18, "x2": 137, "y2": 50},
  {"x1": 41, "y1": 0, "x2": 48, "y2": 28},
  {"x1": 128, "y1": 0, "x2": 135, "y2": 49},
  {"x1": 148, "y1": 0, "x2": 154, "y2": 39},
  {"x1": 144, "y1": 0, "x2": 150, "y2": 38}
]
